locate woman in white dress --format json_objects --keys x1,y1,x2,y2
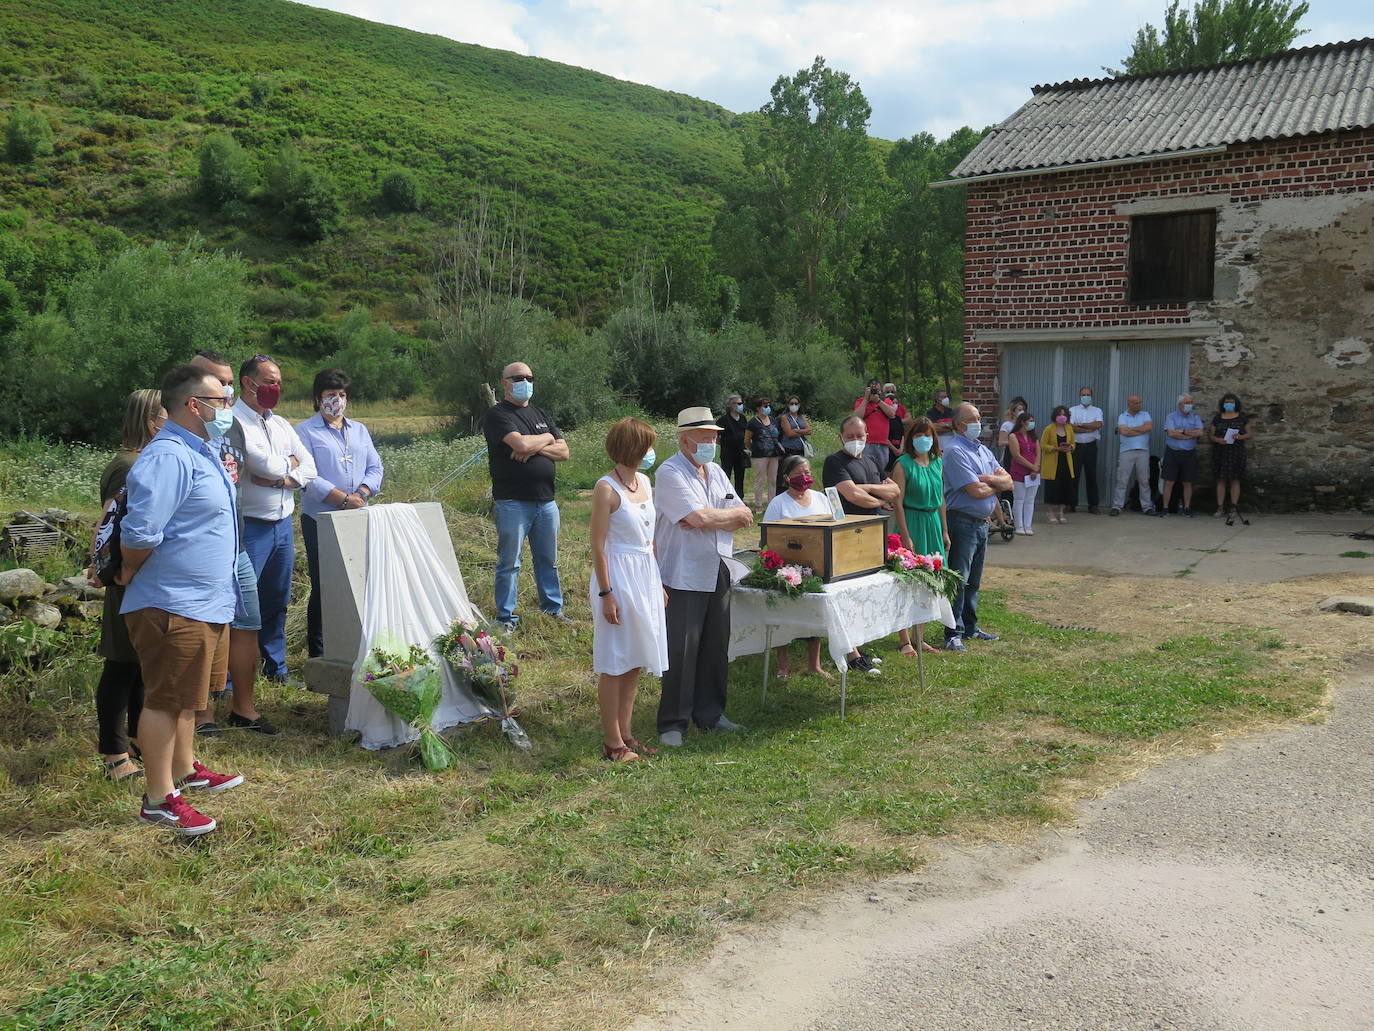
[
  {"x1": 590, "y1": 418, "x2": 669, "y2": 762},
  {"x1": 760, "y1": 456, "x2": 833, "y2": 681}
]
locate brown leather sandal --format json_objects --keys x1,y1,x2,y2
[
  {"x1": 622, "y1": 737, "x2": 658, "y2": 756},
  {"x1": 601, "y1": 743, "x2": 643, "y2": 762}
]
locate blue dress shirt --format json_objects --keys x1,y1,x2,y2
[
  {"x1": 119, "y1": 420, "x2": 238, "y2": 624},
  {"x1": 942, "y1": 434, "x2": 1001, "y2": 519},
  {"x1": 295, "y1": 413, "x2": 385, "y2": 519},
  {"x1": 1165, "y1": 410, "x2": 1204, "y2": 451}
]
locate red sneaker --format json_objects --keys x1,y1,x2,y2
[
  {"x1": 178, "y1": 760, "x2": 244, "y2": 793},
  {"x1": 139, "y1": 790, "x2": 216, "y2": 836}
]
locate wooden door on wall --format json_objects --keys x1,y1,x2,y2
[{"x1": 1000, "y1": 340, "x2": 1189, "y2": 504}]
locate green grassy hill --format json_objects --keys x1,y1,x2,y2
[{"x1": 0, "y1": 0, "x2": 747, "y2": 332}]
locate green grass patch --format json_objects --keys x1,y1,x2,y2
[
  {"x1": 1339, "y1": 550, "x2": 1370, "y2": 559},
  {"x1": 0, "y1": 421, "x2": 1326, "y2": 1030}
]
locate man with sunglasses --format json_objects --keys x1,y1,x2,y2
[
  {"x1": 118, "y1": 365, "x2": 244, "y2": 835},
  {"x1": 483, "y1": 361, "x2": 570, "y2": 631},
  {"x1": 232, "y1": 354, "x2": 316, "y2": 683}
]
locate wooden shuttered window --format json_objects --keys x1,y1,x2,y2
[{"x1": 1127, "y1": 210, "x2": 1217, "y2": 304}]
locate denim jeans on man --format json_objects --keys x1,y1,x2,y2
[
  {"x1": 945, "y1": 511, "x2": 988, "y2": 642},
  {"x1": 493, "y1": 499, "x2": 563, "y2": 626},
  {"x1": 243, "y1": 516, "x2": 294, "y2": 680}
]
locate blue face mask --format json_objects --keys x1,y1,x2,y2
[
  {"x1": 511, "y1": 380, "x2": 534, "y2": 403},
  {"x1": 762, "y1": 406, "x2": 772, "y2": 416},
  {"x1": 1080, "y1": 396, "x2": 1092, "y2": 406},
  {"x1": 1223, "y1": 401, "x2": 1236, "y2": 412},
  {"x1": 639, "y1": 448, "x2": 656, "y2": 469},
  {"x1": 963, "y1": 422, "x2": 982, "y2": 440},
  {"x1": 1025, "y1": 421, "x2": 1036, "y2": 431},
  {"x1": 913, "y1": 435, "x2": 933, "y2": 454},
  {"x1": 196, "y1": 400, "x2": 235, "y2": 440},
  {"x1": 735, "y1": 404, "x2": 744, "y2": 414},
  {"x1": 1182, "y1": 403, "x2": 1194, "y2": 414},
  {"x1": 692, "y1": 441, "x2": 717, "y2": 464}
]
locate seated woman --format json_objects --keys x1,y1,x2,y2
[
  {"x1": 590, "y1": 418, "x2": 669, "y2": 761},
  {"x1": 892, "y1": 417, "x2": 949, "y2": 654},
  {"x1": 761, "y1": 455, "x2": 832, "y2": 680}
]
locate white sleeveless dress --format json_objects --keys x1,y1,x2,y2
[{"x1": 591, "y1": 474, "x2": 669, "y2": 676}]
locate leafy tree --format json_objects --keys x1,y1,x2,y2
[
  {"x1": 325, "y1": 307, "x2": 421, "y2": 401},
  {"x1": 262, "y1": 143, "x2": 342, "y2": 240},
  {"x1": 4, "y1": 107, "x2": 54, "y2": 163},
  {"x1": 380, "y1": 169, "x2": 422, "y2": 213},
  {"x1": 1112, "y1": 0, "x2": 1309, "y2": 76},
  {"x1": 196, "y1": 132, "x2": 254, "y2": 207},
  {"x1": 4, "y1": 239, "x2": 248, "y2": 440},
  {"x1": 718, "y1": 57, "x2": 879, "y2": 329}
]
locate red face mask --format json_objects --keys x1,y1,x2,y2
[
  {"x1": 252, "y1": 380, "x2": 281, "y2": 410},
  {"x1": 788, "y1": 473, "x2": 814, "y2": 492}
]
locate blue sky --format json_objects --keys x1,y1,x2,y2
[{"x1": 301, "y1": 0, "x2": 1371, "y2": 141}]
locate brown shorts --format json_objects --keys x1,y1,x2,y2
[{"x1": 125, "y1": 608, "x2": 229, "y2": 714}]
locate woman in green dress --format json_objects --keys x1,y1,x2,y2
[{"x1": 893, "y1": 416, "x2": 949, "y2": 655}]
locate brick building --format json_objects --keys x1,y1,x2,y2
[{"x1": 942, "y1": 38, "x2": 1374, "y2": 511}]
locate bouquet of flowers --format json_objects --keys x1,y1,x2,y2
[
  {"x1": 739, "y1": 549, "x2": 825, "y2": 598},
  {"x1": 361, "y1": 639, "x2": 455, "y2": 771},
  {"x1": 883, "y1": 534, "x2": 963, "y2": 602},
  {"x1": 433, "y1": 620, "x2": 530, "y2": 749}
]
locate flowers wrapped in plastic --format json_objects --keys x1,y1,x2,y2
[
  {"x1": 433, "y1": 620, "x2": 530, "y2": 749},
  {"x1": 361, "y1": 639, "x2": 455, "y2": 771},
  {"x1": 883, "y1": 534, "x2": 962, "y2": 600}
]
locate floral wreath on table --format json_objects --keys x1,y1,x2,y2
[
  {"x1": 739, "y1": 549, "x2": 824, "y2": 599},
  {"x1": 883, "y1": 534, "x2": 963, "y2": 602}
]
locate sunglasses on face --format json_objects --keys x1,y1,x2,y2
[{"x1": 505, "y1": 374, "x2": 533, "y2": 382}]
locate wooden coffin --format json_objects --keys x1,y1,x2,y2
[{"x1": 759, "y1": 513, "x2": 887, "y2": 583}]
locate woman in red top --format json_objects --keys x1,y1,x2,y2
[{"x1": 1007, "y1": 410, "x2": 1041, "y2": 536}]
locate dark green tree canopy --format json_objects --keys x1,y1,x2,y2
[{"x1": 1112, "y1": 0, "x2": 1309, "y2": 76}]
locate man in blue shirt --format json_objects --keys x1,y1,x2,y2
[
  {"x1": 119, "y1": 365, "x2": 245, "y2": 836},
  {"x1": 1159, "y1": 393, "x2": 1205, "y2": 517},
  {"x1": 1109, "y1": 395, "x2": 1155, "y2": 516},
  {"x1": 941, "y1": 404, "x2": 1013, "y2": 651}
]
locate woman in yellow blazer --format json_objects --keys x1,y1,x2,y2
[{"x1": 1040, "y1": 405, "x2": 1077, "y2": 524}]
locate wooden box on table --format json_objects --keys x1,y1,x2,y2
[{"x1": 759, "y1": 513, "x2": 886, "y2": 583}]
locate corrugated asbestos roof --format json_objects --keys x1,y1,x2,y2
[{"x1": 949, "y1": 38, "x2": 1374, "y2": 180}]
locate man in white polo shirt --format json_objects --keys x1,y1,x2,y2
[
  {"x1": 232, "y1": 354, "x2": 316, "y2": 683},
  {"x1": 653, "y1": 406, "x2": 754, "y2": 747},
  {"x1": 1068, "y1": 386, "x2": 1104, "y2": 513}
]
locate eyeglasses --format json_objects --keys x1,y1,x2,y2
[
  {"x1": 505, "y1": 374, "x2": 534, "y2": 382},
  {"x1": 193, "y1": 396, "x2": 230, "y2": 409}
]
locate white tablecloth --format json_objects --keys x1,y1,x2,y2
[{"x1": 728, "y1": 571, "x2": 956, "y2": 670}]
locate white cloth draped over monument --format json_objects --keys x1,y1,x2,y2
[{"x1": 344, "y1": 504, "x2": 498, "y2": 750}]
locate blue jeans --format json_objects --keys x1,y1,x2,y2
[
  {"x1": 243, "y1": 516, "x2": 294, "y2": 680},
  {"x1": 493, "y1": 499, "x2": 563, "y2": 625},
  {"x1": 945, "y1": 510, "x2": 988, "y2": 641}
]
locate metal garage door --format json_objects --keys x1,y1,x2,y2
[{"x1": 1000, "y1": 339, "x2": 1190, "y2": 505}]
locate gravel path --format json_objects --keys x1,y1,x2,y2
[{"x1": 633, "y1": 661, "x2": 1374, "y2": 1031}]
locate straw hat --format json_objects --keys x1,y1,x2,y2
[{"x1": 675, "y1": 406, "x2": 723, "y2": 431}]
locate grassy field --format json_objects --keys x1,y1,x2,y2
[{"x1": 0, "y1": 422, "x2": 1328, "y2": 1030}]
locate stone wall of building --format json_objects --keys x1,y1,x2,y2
[{"x1": 961, "y1": 127, "x2": 1374, "y2": 510}]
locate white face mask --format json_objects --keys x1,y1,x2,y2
[
  {"x1": 962, "y1": 422, "x2": 982, "y2": 440},
  {"x1": 843, "y1": 439, "x2": 865, "y2": 457}
]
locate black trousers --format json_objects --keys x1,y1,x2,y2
[
  {"x1": 1076, "y1": 440, "x2": 1100, "y2": 508},
  {"x1": 96, "y1": 659, "x2": 144, "y2": 755},
  {"x1": 719, "y1": 444, "x2": 747, "y2": 497},
  {"x1": 658, "y1": 561, "x2": 731, "y2": 734},
  {"x1": 301, "y1": 513, "x2": 324, "y2": 659}
]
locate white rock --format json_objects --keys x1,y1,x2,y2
[
  {"x1": 17, "y1": 600, "x2": 62, "y2": 630},
  {"x1": 0, "y1": 568, "x2": 44, "y2": 604}
]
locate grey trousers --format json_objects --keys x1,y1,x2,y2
[
  {"x1": 1113, "y1": 449, "x2": 1154, "y2": 511},
  {"x1": 658, "y1": 560, "x2": 731, "y2": 734}
]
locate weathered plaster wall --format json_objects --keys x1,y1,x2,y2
[{"x1": 961, "y1": 126, "x2": 1374, "y2": 510}]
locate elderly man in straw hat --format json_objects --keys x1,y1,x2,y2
[{"x1": 653, "y1": 406, "x2": 754, "y2": 747}]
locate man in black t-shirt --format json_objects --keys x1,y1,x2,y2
[
  {"x1": 482, "y1": 361, "x2": 570, "y2": 630},
  {"x1": 821, "y1": 415, "x2": 902, "y2": 517}
]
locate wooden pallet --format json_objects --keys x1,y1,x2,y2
[{"x1": 2, "y1": 522, "x2": 61, "y2": 557}]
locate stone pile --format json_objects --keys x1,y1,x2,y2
[{"x1": 0, "y1": 567, "x2": 105, "y2": 633}]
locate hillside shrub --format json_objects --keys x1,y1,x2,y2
[
  {"x1": 196, "y1": 132, "x2": 254, "y2": 207},
  {"x1": 267, "y1": 318, "x2": 336, "y2": 358},
  {"x1": 263, "y1": 144, "x2": 341, "y2": 240},
  {"x1": 326, "y1": 307, "x2": 421, "y2": 401},
  {"x1": 600, "y1": 302, "x2": 734, "y2": 417},
  {"x1": 4, "y1": 108, "x2": 54, "y2": 163},
  {"x1": 380, "y1": 169, "x2": 422, "y2": 213}
]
